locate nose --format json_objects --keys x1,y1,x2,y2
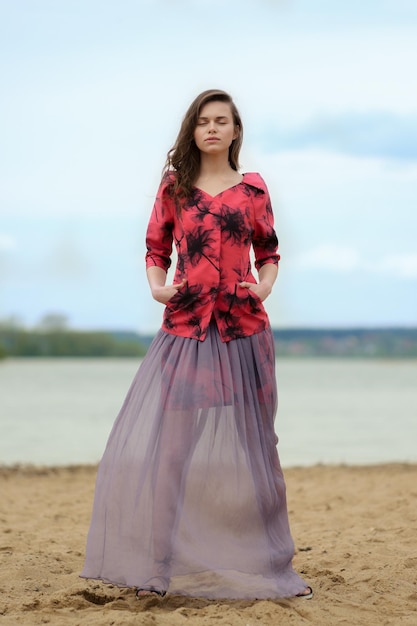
[{"x1": 208, "y1": 121, "x2": 217, "y2": 132}]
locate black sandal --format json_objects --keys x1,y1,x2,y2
[
  {"x1": 135, "y1": 587, "x2": 166, "y2": 598},
  {"x1": 135, "y1": 576, "x2": 169, "y2": 598},
  {"x1": 296, "y1": 586, "x2": 313, "y2": 599}
]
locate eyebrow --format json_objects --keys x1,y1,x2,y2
[{"x1": 197, "y1": 115, "x2": 230, "y2": 121}]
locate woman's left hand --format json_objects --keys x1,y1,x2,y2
[{"x1": 239, "y1": 280, "x2": 272, "y2": 302}]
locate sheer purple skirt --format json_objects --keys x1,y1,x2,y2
[{"x1": 81, "y1": 322, "x2": 307, "y2": 599}]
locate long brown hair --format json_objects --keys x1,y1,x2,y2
[{"x1": 163, "y1": 89, "x2": 243, "y2": 200}]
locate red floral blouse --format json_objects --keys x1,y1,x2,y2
[{"x1": 145, "y1": 172, "x2": 280, "y2": 342}]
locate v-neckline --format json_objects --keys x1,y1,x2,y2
[{"x1": 194, "y1": 175, "x2": 244, "y2": 200}]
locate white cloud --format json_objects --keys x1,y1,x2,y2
[
  {"x1": 292, "y1": 246, "x2": 417, "y2": 279},
  {"x1": 0, "y1": 234, "x2": 16, "y2": 252},
  {"x1": 259, "y1": 112, "x2": 417, "y2": 162},
  {"x1": 375, "y1": 254, "x2": 417, "y2": 279},
  {"x1": 293, "y1": 245, "x2": 362, "y2": 272},
  {"x1": 249, "y1": 148, "x2": 417, "y2": 197}
]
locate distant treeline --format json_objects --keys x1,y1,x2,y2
[
  {"x1": 1, "y1": 326, "x2": 416, "y2": 359},
  {"x1": 272, "y1": 327, "x2": 417, "y2": 358},
  {"x1": 0, "y1": 328, "x2": 147, "y2": 358}
]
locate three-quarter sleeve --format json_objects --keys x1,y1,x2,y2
[
  {"x1": 251, "y1": 178, "x2": 280, "y2": 271},
  {"x1": 145, "y1": 175, "x2": 176, "y2": 272}
]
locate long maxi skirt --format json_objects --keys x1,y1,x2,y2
[{"x1": 81, "y1": 322, "x2": 307, "y2": 599}]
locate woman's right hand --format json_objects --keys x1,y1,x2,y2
[{"x1": 152, "y1": 279, "x2": 187, "y2": 304}]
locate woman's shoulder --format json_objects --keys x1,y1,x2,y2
[
  {"x1": 156, "y1": 170, "x2": 177, "y2": 197},
  {"x1": 160, "y1": 169, "x2": 177, "y2": 187},
  {"x1": 242, "y1": 172, "x2": 269, "y2": 193}
]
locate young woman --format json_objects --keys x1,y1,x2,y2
[{"x1": 81, "y1": 89, "x2": 312, "y2": 600}]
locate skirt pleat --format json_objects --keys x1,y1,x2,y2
[{"x1": 81, "y1": 323, "x2": 307, "y2": 599}]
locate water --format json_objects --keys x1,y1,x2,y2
[{"x1": 1, "y1": 358, "x2": 416, "y2": 467}]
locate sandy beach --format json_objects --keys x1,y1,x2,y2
[{"x1": 1, "y1": 463, "x2": 416, "y2": 625}]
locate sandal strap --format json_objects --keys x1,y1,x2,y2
[
  {"x1": 135, "y1": 575, "x2": 169, "y2": 598},
  {"x1": 136, "y1": 586, "x2": 166, "y2": 598}
]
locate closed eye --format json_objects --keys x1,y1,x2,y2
[{"x1": 196, "y1": 116, "x2": 230, "y2": 125}]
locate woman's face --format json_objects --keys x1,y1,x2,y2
[{"x1": 193, "y1": 100, "x2": 239, "y2": 155}]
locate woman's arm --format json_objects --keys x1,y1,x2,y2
[
  {"x1": 147, "y1": 266, "x2": 186, "y2": 305},
  {"x1": 239, "y1": 262, "x2": 278, "y2": 302}
]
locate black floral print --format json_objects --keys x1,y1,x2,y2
[{"x1": 146, "y1": 172, "x2": 280, "y2": 342}]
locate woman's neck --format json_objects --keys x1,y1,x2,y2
[
  {"x1": 197, "y1": 153, "x2": 236, "y2": 180},
  {"x1": 194, "y1": 154, "x2": 242, "y2": 196}
]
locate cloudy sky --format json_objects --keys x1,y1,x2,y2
[{"x1": 1, "y1": 0, "x2": 416, "y2": 333}]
